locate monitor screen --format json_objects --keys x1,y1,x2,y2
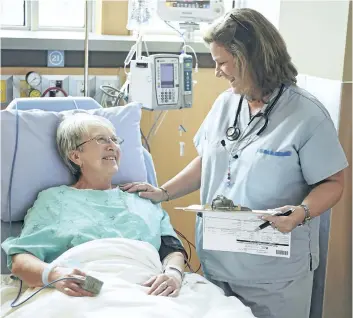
[
  {"x1": 160, "y1": 63, "x2": 174, "y2": 88},
  {"x1": 165, "y1": 0, "x2": 211, "y2": 9}
]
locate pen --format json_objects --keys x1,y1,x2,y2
[{"x1": 254, "y1": 209, "x2": 294, "y2": 231}]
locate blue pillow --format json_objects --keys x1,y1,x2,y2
[
  {"x1": 1, "y1": 103, "x2": 147, "y2": 222},
  {"x1": 7, "y1": 97, "x2": 102, "y2": 111}
]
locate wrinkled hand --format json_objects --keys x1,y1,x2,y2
[
  {"x1": 119, "y1": 182, "x2": 166, "y2": 204},
  {"x1": 48, "y1": 267, "x2": 94, "y2": 297},
  {"x1": 143, "y1": 273, "x2": 182, "y2": 297},
  {"x1": 259, "y1": 205, "x2": 305, "y2": 233}
]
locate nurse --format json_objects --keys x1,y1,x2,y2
[{"x1": 120, "y1": 8, "x2": 348, "y2": 318}]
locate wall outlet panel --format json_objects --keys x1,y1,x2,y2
[
  {"x1": 41, "y1": 75, "x2": 70, "y2": 97},
  {"x1": 95, "y1": 76, "x2": 121, "y2": 106},
  {"x1": 68, "y1": 76, "x2": 96, "y2": 98},
  {"x1": 10, "y1": 74, "x2": 119, "y2": 103},
  {"x1": 95, "y1": 76, "x2": 120, "y2": 92}
]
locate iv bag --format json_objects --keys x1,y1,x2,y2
[{"x1": 127, "y1": 0, "x2": 155, "y2": 31}]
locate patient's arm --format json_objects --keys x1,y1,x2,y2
[
  {"x1": 11, "y1": 253, "x2": 48, "y2": 287},
  {"x1": 162, "y1": 252, "x2": 185, "y2": 275},
  {"x1": 158, "y1": 236, "x2": 187, "y2": 262},
  {"x1": 143, "y1": 251, "x2": 185, "y2": 297},
  {"x1": 12, "y1": 253, "x2": 93, "y2": 297}
]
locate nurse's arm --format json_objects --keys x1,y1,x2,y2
[
  {"x1": 293, "y1": 170, "x2": 345, "y2": 223},
  {"x1": 160, "y1": 156, "x2": 202, "y2": 200},
  {"x1": 11, "y1": 253, "x2": 48, "y2": 287}
]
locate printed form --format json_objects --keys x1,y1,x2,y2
[{"x1": 202, "y1": 211, "x2": 291, "y2": 258}]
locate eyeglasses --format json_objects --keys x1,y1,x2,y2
[
  {"x1": 76, "y1": 135, "x2": 124, "y2": 149},
  {"x1": 229, "y1": 14, "x2": 249, "y2": 31}
]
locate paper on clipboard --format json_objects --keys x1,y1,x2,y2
[
  {"x1": 175, "y1": 205, "x2": 278, "y2": 214},
  {"x1": 175, "y1": 205, "x2": 291, "y2": 258}
]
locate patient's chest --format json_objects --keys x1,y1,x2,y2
[{"x1": 53, "y1": 186, "x2": 162, "y2": 248}]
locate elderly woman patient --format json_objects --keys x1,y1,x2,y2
[{"x1": 2, "y1": 113, "x2": 186, "y2": 298}]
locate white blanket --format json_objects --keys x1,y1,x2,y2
[{"x1": 1, "y1": 238, "x2": 255, "y2": 318}]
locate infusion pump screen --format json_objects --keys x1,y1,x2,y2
[
  {"x1": 160, "y1": 64, "x2": 174, "y2": 88},
  {"x1": 165, "y1": 0, "x2": 211, "y2": 8}
]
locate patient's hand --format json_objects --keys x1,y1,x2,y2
[
  {"x1": 48, "y1": 267, "x2": 94, "y2": 297},
  {"x1": 143, "y1": 273, "x2": 182, "y2": 297}
]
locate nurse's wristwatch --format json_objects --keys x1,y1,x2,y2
[
  {"x1": 297, "y1": 204, "x2": 311, "y2": 226},
  {"x1": 159, "y1": 187, "x2": 170, "y2": 202}
]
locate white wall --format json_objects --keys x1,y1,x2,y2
[
  {"x1": 244, "y1": 0, "x2": 281, "y2": 28},
  {"x1": 279, "y1": 0, "x2": 350, "y2": 80},
  {"x1": 297, "y1": 74, "x2": 342, "y2": 129}
]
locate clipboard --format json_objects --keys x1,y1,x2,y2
[
  {"x1": 175, "y1": 204, "x2": 291, "y2": 258},
  {"x1": 175, "y1": 204, "x2": 278, "y2": 215}
]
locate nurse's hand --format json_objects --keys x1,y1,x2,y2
[
  {"x1": 119, "y1": 182, "x2": 166, "y2": 203},
  {"x1": 259, "y1": 205, "x2": 306, "y2": 233}
]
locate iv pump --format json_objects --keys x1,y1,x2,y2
[{"x1": 129, "y1": 53, "x2": 193, "y2": 111}]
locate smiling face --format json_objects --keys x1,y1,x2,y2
[
  {"x1": 204, "y1": 9, "x2": 298, "y2": 99},
  {"x1": 210, "y1": 41, "x2": 241, "y2": 94},
  {"x1": 69, "y1": 125, "x2": 121, "y2": 180}
]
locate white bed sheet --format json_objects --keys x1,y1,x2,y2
[{"x1": 1, "y1": 238, "x2": 256, "y2": 318}]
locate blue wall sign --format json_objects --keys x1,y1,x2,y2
[{"x1": 47, "y1": 50, "x2": 65, "y2": 67}]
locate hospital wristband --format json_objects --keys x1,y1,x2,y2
[
  {"x1": 41, "y1": 262, "x2": 57, "y2": 287},
  {"x1": 163, "y1": 265, "x2": 184, "y2": 281}
]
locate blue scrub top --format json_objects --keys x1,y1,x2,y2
[{"x1": 194, "y1": 84, "x2": 348, "y2": 284}]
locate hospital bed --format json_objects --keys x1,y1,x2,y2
[{"x1": 0, "y1": 97, "x2": 256, "y2": 318}]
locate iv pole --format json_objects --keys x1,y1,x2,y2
[{"x1": 84, "y1": 0, "x2": 90, "y2": 97}]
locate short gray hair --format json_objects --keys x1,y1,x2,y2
[
  {"x1": 203, "y1": 8, "x2": 298, "y2": 99},
  {"x1": 56, "y1": 112, "x2": 116, "y2": 178}
]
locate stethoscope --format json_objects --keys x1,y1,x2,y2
[{"x1": 226, "y1": 84, "x2": 286, "y2": 142}]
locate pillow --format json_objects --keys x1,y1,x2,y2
[
  {"x1": 1, "y1": 102, "x2": 147, "y2": 222},
  {"x1": 7, "y1": 97, "x2": 103, "y2": 111}
]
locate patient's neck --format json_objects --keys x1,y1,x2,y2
[{"x1": 74, "y1": 174, "x2": 113, "y2": 190}]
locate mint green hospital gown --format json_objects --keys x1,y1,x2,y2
[{"x1": 2, "y1": 185, "x2": 179, "y2": 269}]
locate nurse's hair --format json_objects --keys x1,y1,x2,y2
[
  {"x1": 203, "y1": 8, "x2": 298, "y2": 99},
  {"x1": 56, "y1": 112, "x2": 116, "y2": 178}
]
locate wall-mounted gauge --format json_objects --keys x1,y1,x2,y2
[
  {"x1": 28, "y1": 88, "x2": 41, "y2": 98},
  {"x1": 25, "y1": 71, "x2": 42, "y2": 88}
]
